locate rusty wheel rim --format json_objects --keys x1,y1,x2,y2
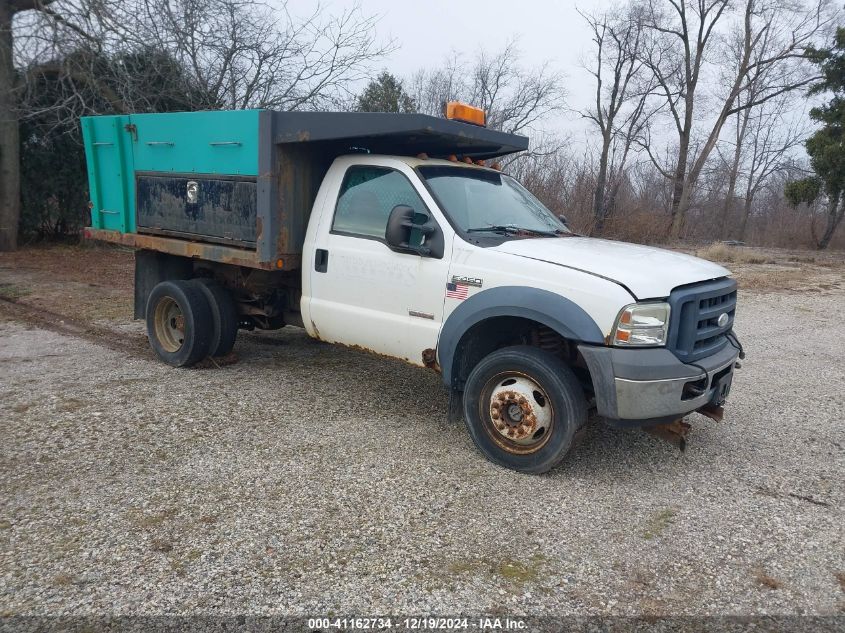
[
  {"x1": 153, "y1": 296, "x2": 185, "y2": 353},
  {"x1": 480, "y1": 371, "x2": 554, "y2": 455}
]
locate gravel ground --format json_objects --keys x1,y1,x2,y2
[{"x1": 0, "y1": 287, "x2": 843, "y2": 618}]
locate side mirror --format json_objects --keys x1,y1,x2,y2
[
  {"x1": 557, "y1": 213, "x2": 569, "y2": 226},
  {"x1": 385, "y1": 205, "x2": 444, "y2": 258},
  {"x1": 385, "y1": 205, "x2": 415, "y2": 249}
]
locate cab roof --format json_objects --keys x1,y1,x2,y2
[{"x1": 270, "y1": 111, "x2": 528, "y2": 159}]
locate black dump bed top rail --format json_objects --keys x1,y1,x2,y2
[{"x1": 269, "y1": 111, "x2": 528, "y2": 159}]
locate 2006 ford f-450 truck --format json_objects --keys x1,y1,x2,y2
[{"x1": 81, "y1": 105, "x2": 743, "y2": 473}]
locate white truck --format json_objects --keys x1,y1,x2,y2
[{"x1": 82, "y1": 105, "x2": 742, "y2": 473}]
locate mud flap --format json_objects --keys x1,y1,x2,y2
[{"x1": 447, "y1": 387, "x2": 464, "y2": 424}]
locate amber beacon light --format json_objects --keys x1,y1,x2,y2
[{"x1": 443, "y1": 101, "x2": 486, "y2": 127}]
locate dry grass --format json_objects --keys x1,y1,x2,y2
[
  {"x1": 696, "y1": 242, "x2": 773, "y2": 264},
  {"x1": 150, "y1": 538, "x2": 173, "y2": 553},
  {"x1": 128, "y1": 507, "x2": 179, "y2": 530},
  {"x1": 753, "y1": 567, "x2": 784, "y2": 590},
  {"x1": 0, "y1": 283, "x2": 33, "y2": 300},
  {"x1": 642, "y1": 508, "x2": 677, "y2": 540},
  {"x1": 686, "y1": 244, "x2": 845, "y2": 293},
  {"x1": 57, "y1": 397, "x2": 86, "y2": 413},
  {"x1": 0, "y1": 243, "x2": 134, "y2": 293},
  {"x1": 732, "y1": 268, "x2": 808, "y2": 292},
  {"x1": 495, "y1": 557, "x2": 541, "y2": 583}
]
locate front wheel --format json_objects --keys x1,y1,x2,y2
[{"x1": 462, "y1": 345, "x2": 587, "y2": 474}]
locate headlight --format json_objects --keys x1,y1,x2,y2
[{"x1": 611, "y1": 302, "x2": 670, "y2": 346}]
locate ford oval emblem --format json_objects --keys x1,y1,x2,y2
[{"x1": 717, "y1": 312, "x2": 730, "y2": 328}]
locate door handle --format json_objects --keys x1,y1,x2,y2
[{"x1": 315, "y1": 248, "x2": 329, "y2": 273}]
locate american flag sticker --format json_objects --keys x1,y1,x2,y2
[{"x1": 446, "y1": 281, "x2": 469, "y2": 300}]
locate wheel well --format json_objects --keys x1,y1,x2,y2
[
  {"x1": 134, "y1": 250, "x2": 298, "y2": 330},
  {"x1": 450, "y1": 316, "x2": 592, "y2": 395}
]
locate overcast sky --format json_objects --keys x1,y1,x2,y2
[
  {"x1": 354, "y1": 0, "x2": 600, "y2": 79},
  {"x1": 326, "y1": 0, "x2": 607, "y2": 141}
]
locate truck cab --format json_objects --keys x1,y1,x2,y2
[{"x1": 81, "y1": 107, "x2": 742, "y2": 473}]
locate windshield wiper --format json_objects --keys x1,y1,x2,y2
[{"x1": 466, "y1": 225, "x2": 563, "y2": 237}]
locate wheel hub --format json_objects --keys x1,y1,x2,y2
[
  {"x1": 491, "y1": 391, "x2": 536, "y2": 441},
  {"x1": 154, "y1": 296, "x2": 186, "y2": 353},
  {"x1": 487, "y1": 375, "x2": 552, "y2": 447}
]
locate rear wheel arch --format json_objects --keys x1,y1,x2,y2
[{"x1": 438, "y1": 286, "x2": 605, "y2": 389}]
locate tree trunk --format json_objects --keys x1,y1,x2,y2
[
  {"x1": 668, "y1": 132, "x2": 690, "y2": 240},
  {"x1": 817, "y1": 194, "x2": 844, "y2": 250},
  {"x1": 719, "y1": 127, "x2": 744, "y2": 240},
  {"x1": 670, "y1": 182, "x2": 692, "y2": 240},
  {"x1": 672, "y1": 123, "x2": 732, "y2": 241},
  {"x1": 592, "y1": 131, "x2": 612, "y2": 235},
  {"x1": 671, "y1": 66, "x2": 748, "y2": 242},
  {"x1": 738, "y1": 194, "x2": 754, "y2": 242},
  {"x1": 0, "y1": 1, "x2": 19, "y2": 251},
  {"x1": 719, "y1": 173, "x2": 738, "y2": 240},
  {"x1": 606, "y1": 175, "x2": 625, "y2": 224}
]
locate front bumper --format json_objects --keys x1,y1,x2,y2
[{"x1": 578, "y1": 341, "x2": 740, "y2": 426}]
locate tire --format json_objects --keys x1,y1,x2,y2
[
  {"x1": 462, "y1": 345, "x2": 587, "y2": 474},
  {"x1": 190, "y1": 278, "x2": 238, "y2": 357},
  {"x1": 145, "y1": 280, "x2": 213, "y2": 367}
]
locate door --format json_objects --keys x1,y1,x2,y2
[
  {"x1": 307, "y1": 163, "x2": 452, "y2": 365},
  {"x1": 81, "y1": 115, "x2": 135, "y2": 233}
]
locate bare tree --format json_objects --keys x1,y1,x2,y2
[
  {"x1": 1, "y1": 0, "x2": 390, "y2": 249},
  {"x1": 0, "y1": 0, "x2": 79, "y2": 251},
  {"x1": 638, "y1": 0, "x2": 831, "y2": 239},
  {"x1": 409, "y1": 40, "x2": 566, "y2": 135},
  {"x1": 716, "y1": 107, "x2": 752, "y2": 240},
  {"x1": 736, "y1": 103, "x2": 807, "y2": 240},
  {"x1": 408, "y1": 58, "x2": 464, "y2": 118},
  {"x1": 580, "y1": 5, "x2": 658, "y2": 234},
  {"x1": 715, "y1": 89, "x2": 806, "y2": 240},
  {"x1": 1, "y1": 0, "x2": 107, "y2": 250},
  {"x1": 0, "y1": 0, "x2": 23, "y2": 250},
  {"x1": 134, "y1": 0, "x2": 393, "y2": 111},
  {"x1": 715, "y1": 39, "x2": 785, "y2": 240}
]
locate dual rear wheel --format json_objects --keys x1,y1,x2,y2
[{"x1": 146, "y1": 279, "x2": 238, "y2": 367}]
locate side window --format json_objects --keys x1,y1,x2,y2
[{"x1": 332, "y1": 166, "x2": 429, "y2": 240}]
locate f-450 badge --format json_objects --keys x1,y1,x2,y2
[{"x1": 451, "y1": 275, "x2": 483, "y2": 288}]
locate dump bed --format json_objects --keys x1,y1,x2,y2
[{"x1": 81, "y1": 109, "x2": 528, "y2": 270}]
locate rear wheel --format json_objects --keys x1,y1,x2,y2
[
  {"x1": 146, "y1": 280, "x2": 213, "y2": 367},
  {"x1": 462, "y1": 345, "x2": 587, "y2": 474},
  {"x1": 190, "y1": 278, "x2": 238, "y2": 357}
]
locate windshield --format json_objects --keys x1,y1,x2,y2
[{"x1": 418, "y1": 166, "x2": 569, "y2": 236}]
